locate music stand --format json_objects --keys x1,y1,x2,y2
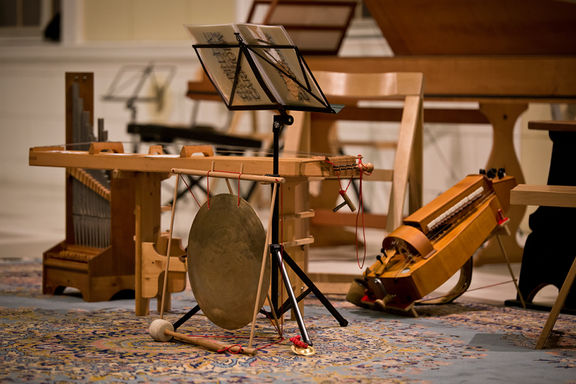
[
  {"x1": 101, "y1": 63, "x2": 176, "y2": 122},
  {"x1": 177, "y1": 23, "x2": 348, "y2": 346}
]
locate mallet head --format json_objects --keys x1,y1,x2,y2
[{"x1": 149, "y1": 319, "x2": 174, "y2": 342}]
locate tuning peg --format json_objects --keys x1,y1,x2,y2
[
  {"x1": 486, "y1": 168, "x2": 497, "y2": 178},
  {"x1": 359, "y1": 162, "x2": 374, "y2": 175}
]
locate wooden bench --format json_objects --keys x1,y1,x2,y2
[
  {"x1": 511, "y1": 184, "x2": 576, "y2": 208},
  {"x1": 510, "y1": 120, "x2": 576, "y2": 349},
  {"x1": 511, "y1": 183, "x2": 576, "y2": 348}
]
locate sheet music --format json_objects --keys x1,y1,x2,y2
[
  {"x1": 237, "y1": 24, "x2": 326, "y2": 109},
  {"x1": 186, "y1": 23, "x2": 329, "y2": 111},
  {"x1": 186, "y1": 24, "x2": 274, "y2": 107}
]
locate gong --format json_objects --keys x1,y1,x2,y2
[{"x1": 187, "y1": 193, "x2": 270, "y2": 330}]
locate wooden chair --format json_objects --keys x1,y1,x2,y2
[{"x1": 287, "y1": 71, "x2": 424, "y2": 254}]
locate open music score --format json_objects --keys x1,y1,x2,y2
[{"x1": 186, "y1": 23, "x2": 335, "y2": 113}]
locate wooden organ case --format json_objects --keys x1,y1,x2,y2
[
  {"x1": 351, "y1": 173, "x2": 517, "y2": 311},
  {"x1": 42, "y1": 73, "x2": 134, "y2": 301},
  {"x1": 42, "y1": 73, "x2": 186, "y2": 303}
]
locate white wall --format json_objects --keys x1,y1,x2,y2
[
  {"x1": 0, "y1": 2, "x2": 556, "y2": 237},
  {"x1": 0, "y1": 45, "x2": 205, "y2": 187},
  {"x1": 82, "y1": 0, "x2": 237, "y2": 42}
]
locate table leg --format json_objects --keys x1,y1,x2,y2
[
  {"x1": 134, "y1": 172, "x2": 165, "y2": 316},
  {"x1": 536, "y1": 254, "x2": 576, "y2": 349},
  {"x1": 475, "y1": 102, "x2": 528, "y2": 264}
]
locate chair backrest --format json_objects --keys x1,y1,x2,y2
[
  {"x1": 308, "y1": 71, "x2": 424, "y2": 232},
  {"x1": 313, "y1": 71, "x2": 423, "y2": 102}
]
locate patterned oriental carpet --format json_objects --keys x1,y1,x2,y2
[{"x1": 1, "y1": 262, "x2": 575, "y2": 383}]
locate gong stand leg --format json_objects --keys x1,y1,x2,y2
[
  {"x1": 164, "y1": 147, "x2": 207, "y2": 206},
  {"x1": 263, "y1": 294, "x2": 283, "y2": 337},
  {"x1": 173, "y1": 304, "x2": 201, "y2": 331},
  {"x1": 159, "y1": 175, "x2": 180, "y2": 318},
  {"x1": 271, "y1": 244, "x2": 312, "y2": 346}
]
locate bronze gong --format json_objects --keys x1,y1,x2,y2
[{"x1": 187, "y1": 193, "x2": 269, "y2": 330}]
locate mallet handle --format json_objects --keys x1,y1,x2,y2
[{"x1": 165, "y1": 330, "x2": 258, "y2": 355}]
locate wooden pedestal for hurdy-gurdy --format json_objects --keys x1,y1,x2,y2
[{"x1": 350, "y1": 173, "x2": 517, "y2": 312}]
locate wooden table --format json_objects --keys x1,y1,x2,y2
[{"x1": 30, "y1": 143, "x2": 363, "y2": 316}]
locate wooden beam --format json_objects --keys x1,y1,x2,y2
[
  {"x1": 528, "y1": 120, "x2": 576, "y2": 132},
  {"x1": 311, "y1": 209, "x2": 388, "y2": 229},
  {"x1": 29, "y1": 148, "x2": 362, "y2": 179},
  {"x1": 306, "y1": 56, "x2": 576, "y2": 102},
  {"x1": 511, "y1": 184, "x2": 576, "y2": 208}
]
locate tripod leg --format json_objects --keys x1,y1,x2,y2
[
  {"x1": 173, "y1": 304, "x2": 201, "y2": 331},
  {"x1": 277, "y1": 288, "x2": 312, "y2": 316},
  {"x1": 282, "y1": 249, "x2": 348, "y2": 327},
  {"x1": 271, "y1": 245, "x2": 312, "y2": 346}
]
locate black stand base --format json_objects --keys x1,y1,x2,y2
[
  {"x1": 260, "y1": 246, "x2": 348, "y2": 346},
  {"x1": 172, "y1": 245, "x2": 350, "y2": 344},
  {"x1": 277, "y1": 248, "x2": 348, "y2": 327}
]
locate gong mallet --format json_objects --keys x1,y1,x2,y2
[{"x1": 148, "y1": 319, "x2": 258, "y2": 356}]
